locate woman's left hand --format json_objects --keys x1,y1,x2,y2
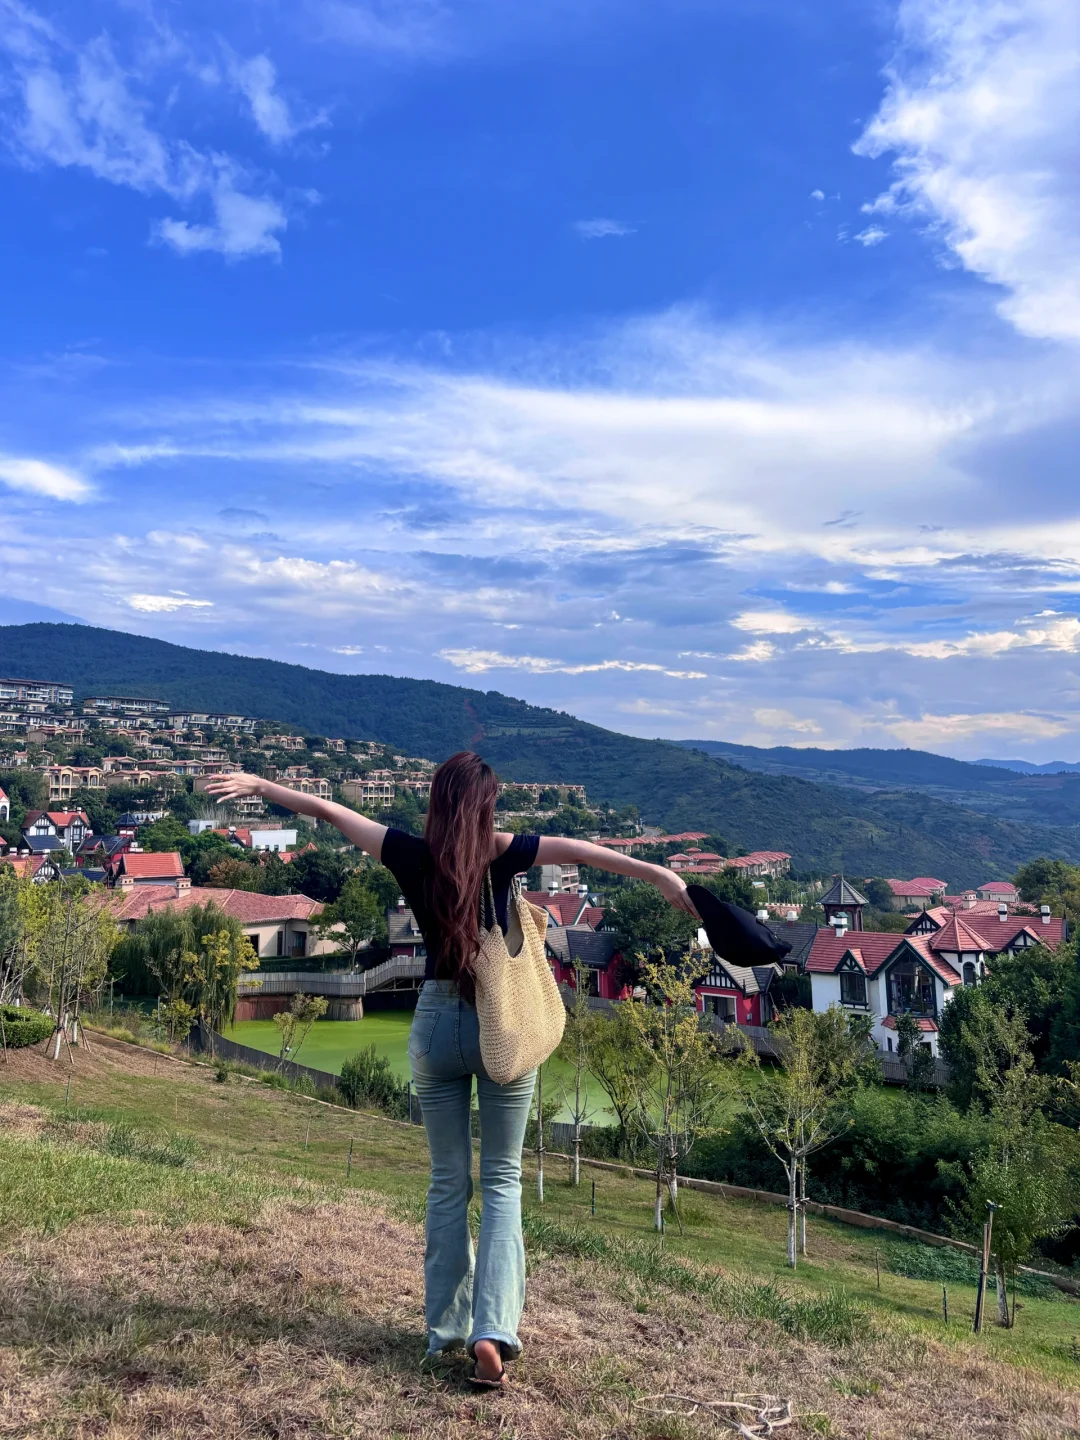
[{"x1": 655, "y1": 868, "x2": 699, "y2": 918}]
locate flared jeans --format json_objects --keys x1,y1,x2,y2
[{"x1": 408, "y1": 979, "x2": 536, "y2": 1359}]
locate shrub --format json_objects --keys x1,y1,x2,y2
[
  {"x1": 105, "y1": 1026, "x2": 137, "y2": 1044},
  {"x1": 213, "y1": 1062, "x2": 229, "y2": 1084},
  {"x1": 0, "y1": 1004, "x2": 53, "y2": 1049},
  {"x1": 339, "y1": 1045, "x2": 408, "y2": 1116}
]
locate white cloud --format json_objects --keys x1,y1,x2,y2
[
  {"x1": 0, "y1": 454, "x2": 90, "y2": 500},
  {"x1": 853, "y1": 225, "x2": 887, "y2": 247},
  {"x1": 439, "y1": 648, "x2": 707, "y2": 678},
  {"x1": 856, "y1": 0, "x2": 1080, "y2": 342},
  {"x1": 726, "y1": 641, "x2": 777, "y2": 663},
  {"x1": 229, "y1": 53, "x2": 326, "y2": 145},
  {"x1": 574, "y1": 218, "x2": 635, "y2": 240},
  {"x1": 884, "y1": 710, "x2": 1071, "y2": 745},
  {"x1": 810, "y1": 189, "x2": 825, "y2": 201},
  {"x1": 751, "y1": 707, "x2": 823, "y2": 734},
  {"x1": 731, "y1": 610, "x2": 812, "y2": 634},
  {"x1": 0, "y1": 11, "x2": 289, "y2": 259},
  {"x1": 127, "y1": 593, "x2": 214, "y2": 612}
]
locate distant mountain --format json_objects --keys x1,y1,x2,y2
[
  {"x1": 3, "y1": 621, "x2": 1080, "y2": 886},
  {"x1": 976, "y1": 758, "x2": 1080, "y2": 775},
  {"x1": 677, "y1": 739, "x2": 1080, "y2": 829}
]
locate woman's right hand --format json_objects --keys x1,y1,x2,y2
[
  {"x1": 654, "y1": 867, "x2": 699, "y2": 918},
  {"x1": 202, "y1": 772, "x2": 267, "y2": 803}
]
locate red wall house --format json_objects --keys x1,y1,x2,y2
[
  {"x1": 545, "y1": 926, "x2": 630, "y2": 1000},
  {"x1": 693, "y1": 954, "x2": 781, "y2": 1025}
]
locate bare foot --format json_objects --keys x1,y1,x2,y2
[{"x1": 472, "y1": 1339, "x2": 503, "y2": 1382}]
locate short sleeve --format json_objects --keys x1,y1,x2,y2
[
  {"x1": 380, "y1": 827, "x2": 427, "y2": 892},
  {"x1": 491, "y1": 832, "x2": 540, "y2": 886}
]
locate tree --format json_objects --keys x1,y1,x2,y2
[
  {"x1": 740, "y1": 1005, "x2": 876, "y2": 1267},
  {"x1": 316, "y1": 874, "x2": 386, "y2": 962},
  {"x1": 206, "y1": 857, "x2": 262, "y2": 891},
  {"x1": 496, "y1": 785, "x2": 537, "y2": 812},
  {"x1": 284, "y1": 848, "x2": 349, "y2": 903},
  {"x1": 140, "y1": 816, "x2": 194, "y2": 852},
  {"x1": 984, "y1": 940, "x2": 1074, "y2": 1070},
  {"x1": 555, "y1": 963, "x2": 598, "y2": 1184},
  {"x1": 585, "y1": 996, "x2": 656, "y2": 1160},
  {"x1": 1050, "y1": 940, "x2": 1080, "y2": 1070},
  {"x1": 864, "y1": 877, "x2": 896, "y2": 909},
  {"x1": 940, "y1": 988, "x2": 1032, "y2": 1112},
  {"x1": 1014, "y1": 858, "x2": 1080, "y2": 914},
  {"x1": 603, "y1": 881, "x2": 697, "y2": 962},
  {"x1": 954, "y1": 1055, "x2": 1078, "y2": 1326},
  {"x1": 273, "y1": 992, "x2": 328, "y2": 1063},
  {"x1": 895, "y1": 1010, "x2": 936, "y2": 1094},
  {"x1": 624, "y1": 952, "x2": 735, "y2": 1230}
]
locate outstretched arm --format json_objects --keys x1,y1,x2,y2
[
  {"x1": 534, "y1": 835, "x2": 698, "y2": 916},
  {"x1": 202, "y1": 773, "x2": 388, "y2": 860}
]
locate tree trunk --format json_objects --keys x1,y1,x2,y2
[
  {"x1": 995, "y1": 1256, "x2": 1010, "y2": 1327},
  {"x1": 572, "y1": 1124, "x2": 581, "y2": 1186},
  {"x1": 654, "y1": 1141, "x2": 665, "y2": 1232},
  {"x1": 799, "y1": 1159, "x2": 807, "y2": 1257},
  {"x1": 786, "y1": 1162, "x2": 798, "y2": 1269}
]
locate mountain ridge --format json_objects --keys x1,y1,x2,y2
[{"x1": 2, "y1": 621, "x2": 1078, "y2": 886}]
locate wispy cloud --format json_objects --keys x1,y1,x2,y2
[
  {"x1": 0, "y1": 5, "x2": 291, "y2": 258},
  {"x1": 126, "y1": 593, "x2": 214, "y2": 612},
  {"x1": 853, "y1": 224, "x2": 886, "y2": 247},
  {"x1": 856, "y1": 0, "x2": 1080, "y2": 342},
  {"x1": 0, "y1": 453, "x2": 90, "y2": 500},
  {"x1": 228, "y1": 52, "x2": 327, "y2": 145},
  {"x1": 574, "y1": 217, "x2": 635, "y2": 240},
  {"x1": 439, "y1": 648, "x2": 707, "y2": 678}
]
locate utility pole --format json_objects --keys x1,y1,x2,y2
[{"x1": 973, "y1": 1201, "x2": 998, "y2": 1334}]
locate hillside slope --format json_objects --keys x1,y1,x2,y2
[
  {"x1": 679, "y1": 739, "x2": 1080, "y2": 829},
  {"x1": 3, "y1": 622, "x2": 1079, "y2": 884}
]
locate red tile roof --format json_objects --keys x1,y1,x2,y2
[
  {"x1": 979, "y1": 881, "x2": 1018, "y2": 896},
  {"x1": 118, "y1": 851, "x2": 184, "y2": 879},
  {"x1": 278, "y1": 843, "x2": 317, "y2": 863},
  {"x1": 104, "y1": 884, "x2": 323, "y2": 924},
  {"x1": 806, "y1": 929, "x2": 962, "y2": 985},
  {"x1": 658, "y1": 832, "x2": 710, "y2": 842},
  {"x1": 928, "y1": 915, "x2": 991, "y2": 953},
  {"x1": 522, "y1": 891, "x2": 602, "y2": 928},
  {"x1": 46, "y1": 811, "x2": 90, "y2": 827},
  {"x1": 960, "y1": 914, "x2": 1065, "y2": 951},
  {"x1": 881, "y1": 1015, "x2": 938, "y2": 1032},
  {"x1": 888, "y1": 876, "x2": 949, "y2": 896}
]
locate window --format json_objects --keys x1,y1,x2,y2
[
  {"x1": 839, "y1": 971, "x2": 868, "y2": 1007},
  {"x1": 887, "y1": 958, "x2": 936, "y2": 1016},
  {"x1": 963, "y1": 961, "x2": 977, "y2": 987},
  {"x1": 704, "y1": 994, "x2": 737, "y2": 1021},
  {"x1": 290, "y1": 930, "x2": 307, "y2": 958},
  {"x1": 276, "y1": 929, "x2": 284, "y2": 957}
]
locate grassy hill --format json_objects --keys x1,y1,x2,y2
[
  {"x1": 1, "y1": 1033, "x2": 1078, "y2": 1437},
  {"x1": 679, "y1": 739, "x2": 1080, "y2": 830},
  {"x1": 3, "y1": 621, "x2": 1080, "y2": 885}
]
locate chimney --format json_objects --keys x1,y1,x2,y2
[
  {"x1": 396, "y1": 894, "x2": 407, "y2": 911},
  {"x1": 1040, "y1": 904, "x2": 1052, "y2": 925},
  {"x1": 756, "y1": 908, "x2": 769, "y2": 923},
  {"x1": 785, "y1": 909, "x2": 798, "y2": 924},
  {"x1": 998, "y1": 902, "x2": 1008, "y2": 920},
  {"x1": 963, "y1": 892, "x2": 977, "y2": 910},
  {"x1": 176, "y1": 876, "x2": 191, "y2": 893},
  {"x1": 577, "y1": 882, "x2": 589, "y2": 897},
  {"x1": 832, "y1": 913, "x2": 848, "y2": 938}
]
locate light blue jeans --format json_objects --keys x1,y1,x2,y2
[{"x1": 408, "y1": 979, "x2": 536, "y2": 1360}]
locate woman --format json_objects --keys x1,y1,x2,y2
[{"x1": 206, "y1": 752, "x2": 695, "y2": 1387}]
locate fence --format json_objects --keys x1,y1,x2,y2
[
  {"x1": 189, "y1": 1024, "x2": 426, "y2": 1125},
  {"x1": 237, "y1": 957, "x2": 425, "y2": 998}
]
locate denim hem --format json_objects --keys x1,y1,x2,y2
[
  {"x1": 467, "y1": 1331, "x2": 522, "y2": 1361},
  {"x1": 425, "y1": 1337, "x2": 468, "y2": 1356}
]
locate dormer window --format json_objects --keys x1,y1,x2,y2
[
  {"x1": 840, "y1": 971, "x2": 867, "y2": 1007},
  {"x1": 962, "y1": 961, "x2": 977, "y2": 986}
]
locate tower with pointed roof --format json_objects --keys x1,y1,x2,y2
[{"x1": 820, "y1": 876, "x2": 867, "y2": 931}]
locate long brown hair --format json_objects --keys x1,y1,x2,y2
[{"x1": 424, "y1": 750, "x2": 499, "y2": 997}]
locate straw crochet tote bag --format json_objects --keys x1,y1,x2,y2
[{"x1": 472, "y1": 873, "x2": 566, "y2": 1084}]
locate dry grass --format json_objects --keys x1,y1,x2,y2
[
  {"x1": 0, "y1": 1033, "x2": 182, "y2": 1085},
  {"x1": 2, "y1": 1185, "x2": 1079, "y2": 1440}
]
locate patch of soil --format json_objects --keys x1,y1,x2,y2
[
  {"x1": 0, "y1": 1031, "x2": 190, "y2": 1085},
  {"x1": 1, "y1": 1195, "x2": 1077, "y2": 1439}
]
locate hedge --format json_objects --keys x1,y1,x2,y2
[{"x1": 0, "y1": 1004, "x2": 53, "y2": 1049}]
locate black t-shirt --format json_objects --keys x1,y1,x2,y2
[{"x1": 380, "y1": 828, "x2": 541, "y2": 983}]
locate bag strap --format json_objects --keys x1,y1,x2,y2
[{"x1": 480, "y1": 867, "x2": 497, "y2": 933}]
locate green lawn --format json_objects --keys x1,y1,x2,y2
[
  {"x1": 3, "y1": 1033, "x2": 1078, "y2": 1386},
  {"x1": 225, "y1": 1012, "x2": 614, "y2": 1122}
]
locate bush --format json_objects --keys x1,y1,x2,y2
[
  {"x1": 0, "y1": 1004, "x2": 53, "y2": 1049},
  {"x1": 339, "y1": 1045, "x2": 408, "y2": 1116}
]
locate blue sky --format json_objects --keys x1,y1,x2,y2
[{"x1": 1, "y1": 0, "x2": 1079, "y2": 760}]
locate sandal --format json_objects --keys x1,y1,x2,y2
[{"x1": 467, "y1": 1363, "x2": 507, "y2": 1390}]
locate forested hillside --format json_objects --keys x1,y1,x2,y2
[
  {"x1": 680, "y1": 739, "x2": 1080, "y2": 828},
  {"x1": 3, "y1": 622, "x2": 1080, "y2": 884}
]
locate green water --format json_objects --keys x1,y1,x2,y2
[{"x1": 224, "y1": 1013, "x2": 612, "y2": 1123}]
